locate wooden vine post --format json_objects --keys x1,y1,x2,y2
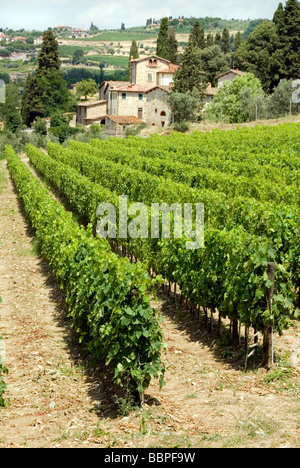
[{"x1": 262, "y1": 262, "x2": 276, "y2": 368}]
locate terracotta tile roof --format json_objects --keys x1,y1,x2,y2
[
  {"x1": 158, "y1": 64, "x2": 179, "y2": 73},
  {"x1": 106, "y1": 115, "x2": 144, "y2": 125},
  {"x1": 77, "y1": 100, "x2": 107, "y2": 108},
  {"x1": 216, "y1": 69, "x2": 247, "y2": 79},
  {"x1": 130, "y1": 55, "x2": 170, "y2": 64},
  {"x1": 113, "y1": 83, "x2": 155, "y2": 93}
]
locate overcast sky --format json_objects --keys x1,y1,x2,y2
[{"x1": 1, "y1": 0, "x2": 282, "y2": 31}]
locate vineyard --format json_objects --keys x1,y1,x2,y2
[{"x1": 0, "y1": 122, "x2": 300, "y2": 446}]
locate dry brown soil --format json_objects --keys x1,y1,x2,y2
[{"x1": 0, "y1": 159, "x2": 299, "y2": 448}]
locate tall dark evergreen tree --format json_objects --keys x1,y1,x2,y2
[
  {"x1": 156, "y1": 17, "x2": 169, "y2": 59},
  {"x1": 278, "y1": 0, "x2": 300, "y2": 78},
  {"x1": 127, "y1": 40, "x2": 139, "y2": 80},
  {"x1": 189, "y1": 21, "x2": 205, "y2": 49},
  {"x1": 206, "y1": 33, "x2": 214, "y2": 47},
  {"x1": 234, "y1": 31, "x2": 242, "y2": 51},
  {"x1": 168, "y1": 27, "x2": 178, "y2": 63},
  {"x1": 129, "y1": 39, "x2": 139, "y2": 60},
  {"x1": 172, "y1": 42, "x2": 206, "y2": 93},
  {"x1": 21, "y1": 30, "x2": 75, "y2": 126},
  {"x1": 37, "y1": 30, "x2": 61, "y2": 75},
  {"x1": 214, "y1": 32, "x2": 222, "y2": 49},
  {"x1": 273, "y1": 2, "x2": 285, "y2": 28},
  {"x1": 222, "y1": 28, "x2": 230, "y2": 54}
]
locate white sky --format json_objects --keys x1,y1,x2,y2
[{"x1": 0, "y1": 0, "x2": 282, "y2": 31}]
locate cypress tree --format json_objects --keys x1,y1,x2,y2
[
  {"x1": 21, "y1": 31, "x2": 74, "y2": 126},
  {"x1": 206, "y1": 33, "x2": 214, "y2": 47},
  {"x1": 222, "y1": 28, "x2": 230, "y2": 54},
  {"x1": 278, "y1": 0, "x2": 300, "y2": 78},
  {"x1": 214, "y1": 32, "x2": 222, "y2": 49},
  {"x1": 129, "y1": 39, "x2": 139, "y2": 59},
  {"x1": 37, "y1": 30, "x2": 61, "y2": 75},
  {"x1": 168, "y1": 27, "x2": 178, "y2": 63},
  {"x1": 128, "y1": 40, "x2": 139, "y2": 80},
  {"x1": 156, "y1": 17, "x2": 169, "y2": 59},
  {"x1": 273, "y1": 2, "x2": 285, "y2": 29},
  {"x1": 189, "y1": 21, "x2": 205, "y2": 49},
  {"x1": 234, "y1": 31, "x2": 242, "y2": 51},
  {"x1": 172, "y1": 42, "x2": 206, "y2": 93}
]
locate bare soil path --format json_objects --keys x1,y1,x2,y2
[{"x1": 0, "y1": 159, "x2": 299, "y2": 448}]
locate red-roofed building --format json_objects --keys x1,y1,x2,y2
[{"x1": 11, "y1": 36, "x2": 27, "y2": 43}]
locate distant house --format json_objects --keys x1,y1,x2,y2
[
  {"x1": 11, "y1": 36, "x2": 27, "y2": 43},
  {"x1": 56, "y1": 25, "x2": 72, "y2": 31},
  {"x1": 76, "y1": 100, "x2": 107, "y2": 126},
  {"x1": 34, "y1": 36, "x2": 43, "y2": 46},
  {"x1": 72, "y1": 28, "x2": 89, "y2": 38},
  {"x1": 9, "y1": 72, "x2": 28, "y2": 83},
  {"x1": 216, "y1": 69, "x2": 247, "y2": 87},
  {"x1": 0, "y1": 34, "x2": 10, "y2": 42}
]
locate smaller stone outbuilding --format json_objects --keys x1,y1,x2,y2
[
  {"x1": 105, "y1": 115, "x2": 144, "y2": 136},
  {"x1": 76, "y1": 100, "x2": 107, "y2": 126},
  {"x1": 216, "y1": 69, "x2": 247, "y2": 87}
]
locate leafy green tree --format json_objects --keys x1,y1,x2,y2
[
  {"x1": 33, "y1": 116, "x2": 47, "y2": 135},
  {"x1": 201, "y1": 45, "x2": 230, "y2": 86},
  {"x1": 156, "y1": 17, "x2": 169, "y2": 59},
  {"x1": 72, "y1": 49, "x2": 84, "y2": 65},
  {"x1": 76, "y1": 79, "x2": 97, "y2": 101},
  {"x1": 206, "y1": 73, "x2": 265, "y2": 123},
  {"x1": 1, "y1": 84, "x2": 22, "y2": 133},
  {"x1": 267, "y1": 78, "x2": 300, "y2": 116},
  {"x1": 168, "y1": 89, "x2": 203, "y2": 123}
]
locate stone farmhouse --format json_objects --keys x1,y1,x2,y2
[
  {"x1": 76, "y1": 55, "x2": 179, "y2": 135},
  {"x1": 75, "y1": 54, "x2": 245, "y2": 135}
]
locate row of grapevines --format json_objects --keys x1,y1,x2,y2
[
  {"x1": 94, "y1": 123, "x2": 300, "y2": 179},
  {"x1": 25, "y1": 144, "x2": 298, "y2": 365},
  {"x1": 5, "y1": 145, "x2": 165, "y2": 395},
  {"x1": 46, "y1": 142, "x2": 300, "y2": 292},
  {"x1": 0, "y1": 296, "x2": 9, "y2": 409},
  {"x1": 70, "y1": 140, "x2": 300, "y2": 207}
]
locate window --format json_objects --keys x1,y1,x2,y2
[
  {"x1": 122, "y1": 92, "x2": 126, "y2": 99},
  {"x1": 138, "y1": 93, "x2": 143, "y2": 100},
  {"x1": 160, "y1": 111, "x2": 166, "y2": 116},
  {"x1": 155, "y1": 109, "x2": 158, "y2": 113},
  {"x1": 147, "y1": 73, "x2": 153, "y2": 82}
]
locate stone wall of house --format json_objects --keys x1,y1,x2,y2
[
  {"x1": 130, "y1": 57, "x2": 170, "y2": 85},
  {"x1": 117, "y1": 91, "x2": 145, "y2": 119},
  {"x1": 144, "y1": 88, "x2": 171, "y2": 127},
  {"x1": 105, "y1": 117, "x2": 117, "y2": 136},
  {"x1": 86, "y1": 102, "x2": 107, "y2": 120},
  {"x1": 218, "y1": 72, "x2": 238, "y2": 86}
]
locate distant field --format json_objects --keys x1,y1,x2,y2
[
  {"x1": 86, "y1": 54, "x2": 129, "y2": 68},
  {"x1": 58, "y1": 45, "x2": 95, "y2": 57},
  {"x1": 73, "y1": 30, "x2": 158, "y2": 42}
]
